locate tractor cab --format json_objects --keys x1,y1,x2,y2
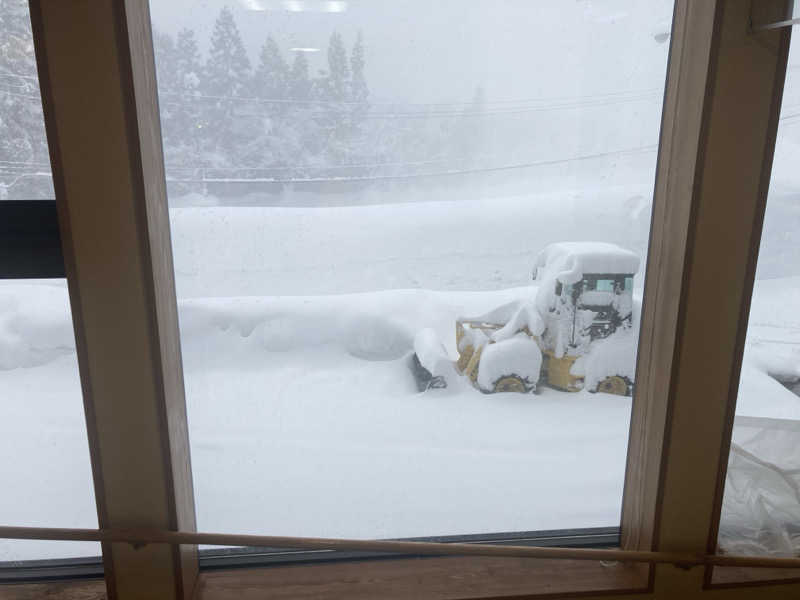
[
  {"x1": 555, "y1": 272, "x2": 635, "y2": 342},
  {"x1": 533, "y1": 242, "x2": 639, "y2": 368}
]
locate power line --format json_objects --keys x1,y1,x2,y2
[
  {"x1": 165, "y1": 154, "x2": 499, "y2": 172},
  {"x1": 156, "y1": 87, "x2": 664, "y2": 109},
  {"x1": 159, "y1": 90, "x2": 663, "y2": 119},
  {"x1": 4, "y1": 111, "x2": 800, "y2": 182},
  {"x1": 164, "y1": 144, "x2": 658, "y2": 185},
  {"x1": 359, "y1": 96, "x2": 662, "y2": 119}
]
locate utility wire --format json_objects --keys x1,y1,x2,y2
[
  {"x1": 159, "y1": 91, "x2": 663, "y2": 119},
  {"x1": 165, "y1": 154, "x2": 499, "y2": 172},
  {"x1": 165, "y1": 145, "x2": 658, "y2": 185},
  {"x1": 156, "y1": 87, "x2": 664, "y2": 109}
]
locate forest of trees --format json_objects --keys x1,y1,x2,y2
[
  {"x1": 152, "y1": 7, "x2": 379, "y2": 180},
  {"x1": 0, "y1": 1, "x2": 488, "y2": 200},
  {"x1": 0, "y1": 0, "x2": 50, "y2": 199},
  {"x1": 151, "y1": 6, "x2": 488, "y2": 190}
]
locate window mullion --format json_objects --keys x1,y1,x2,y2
[
  {"x1": 624, "y1": 0, "x2": 793, "y2": 589},
  {"x1": 29, "y1": 1, "x2": 197, "y2": 598}
]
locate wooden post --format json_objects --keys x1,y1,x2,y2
[
  {"x1": 622, "y1": 0, "x2": 792, "y2": 591},
  {"x1": 29, "y1": 1, "x2": 197, "y2": 598},
  {"x1": 621, "y1": 0, "x2": 720, "y2": 558}
]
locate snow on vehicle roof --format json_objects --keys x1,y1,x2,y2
[{"x1": 533, "y1": 242, "x2": 640, "y2": 285}]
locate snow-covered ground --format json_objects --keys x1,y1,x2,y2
[{"x1": 3, "y1": 185, "x2": 800, "y2": 561}]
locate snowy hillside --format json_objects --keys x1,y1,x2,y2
[{"x1": 170, "y1": 186, "x2": 652, "y2": 297}]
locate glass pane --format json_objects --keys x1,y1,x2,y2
[
  {"x1": 0, "y1": 280, "x2": 98, "y2": 561},
  {"x1": 0, "y1": 0, "x2": 53, "y2": 199},
  {"x1": 150, "y1": 0, "x2": 673, "y2": 539},
  {"x1": 1, "y1": 0, "x2": 97, "y2": 565},
  {"x1": 716, "y1": 29, "x2": 800, "y2": 561}
]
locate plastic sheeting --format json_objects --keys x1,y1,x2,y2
[{"x1": 719, "y1": 416, "x2": 800, "y2": 556}]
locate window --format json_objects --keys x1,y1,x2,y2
[
  {"x1": 0, "y1": 278, "x2": 99, "y2": 569},
  {"x1": 593, "y1": 279, "x2": 616, "y2": 293},
  {"x1": 9, "y1": 0, "x2": 800, "y2": 597},
  {"x1": 716, "y1": 28, "x2": 800, "y2": 562},
  {"x1": 149, "y1": 0, "x2": 673, "y2": 544},
  {"x1": 0, "y1": 0, "x2": 98, "y2": 570}
]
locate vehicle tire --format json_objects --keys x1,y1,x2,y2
[
  {"x1": 595, "y1": 375, "x2": 631, "y2": 396},
  {"x1": 493, "y1": 375, "x2": 531, "y2": 394}
]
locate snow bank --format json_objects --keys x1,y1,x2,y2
[
  {"x1": 413, "y1": 328, "x2": 461, "y2": 389},
  {"x1": 169, "y1": 189, "x2": 651, "y2": 298},
  {"x1": 0, "y1": 283, "x2": 75, "y2": 370},
  {"x1": 744, "y1": 345, "x2": 800, "y2": 391},
  {"x1": 2, "y1": 214, "x2": 799, "y2": 561}
]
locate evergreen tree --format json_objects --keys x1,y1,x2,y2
[
  {"x1": 0, "y1": 0, "x2": 50, "y2": 198},
  {"x1": 288, "y1": 51, "x2": 311, "y2": 101},
  {"x1": 325, "y1": 31, "x2": 349, "y2": 102},
  {"x1": 311, "y1": 31, "x2": 350, "y2": 163},
  {"x1": 152, "y1": 29, "x2": 179, "y2": 93},
  {"x1": 201, "y1": 6, "x2": 252, "y2": 157},
  {"x1": 171, "y1": 28, "x2": 204, "y2": 165},
  {"x1": 350, "y1": 31, "x2": 367, "y2": 104},
  {"x1": 152, "y1": 29, "x2": 179, "y2": 157},
  {"x1": 253, "y1": 36, "x2": 288, "y2": 100},
  {"x1": 175, "y1": 28, "x2": 203, "y2": 98},
  {"x1": 349, "y1": 31, "x2": 368, "y2": 127}
]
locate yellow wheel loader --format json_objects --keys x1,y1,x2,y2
[{"x1": 411, "y1": 242, "x2": 640, "y2": 396}]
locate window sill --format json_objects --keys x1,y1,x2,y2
[
  {"x1": 0, "y1": 579, "x2": 105, "y2": 599},
  {"x1": 196, "y1": 556, "x2": 649, "y2": 600},
  {"x1": 0, "y1": 557, "x2": 648, "y2": 599},
  {"x1": 709, "y1": 565, "x2": 800, "y2": 589}
]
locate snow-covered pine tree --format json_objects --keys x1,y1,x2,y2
[
  {"x1": 288, "y1": 51, "x2": 311, "y2": 101},
  {"x1": 315, "y1": 32, "x2": 352, "y2": 164},
  {"x1": 350, "y1": 31, "x2": 367, "y2": 104},
  {"x1": 152, "y1": 29, "x2": 179, "y2": 158},
  {"x1": 253, "y1": 36, "x2": 288, "y2": 101},
  {"x1": 348, "y1": 30, "x2": 368, "y2": 134},
  {"x1": 153, "y1": 29, "x2": 179, "y2": 94},
  {"x1": 326, "y1": 31, "x2": 349, "y2": 102},
  {"x1": 201, "y1": 6, "x2": 252, "y2": 161},
  {"x1": 0, "y1": 0, "x2": 51, "y2": 199},
  {"x1": 170, "y1": 28, "x2": 204, "y2": 167}
]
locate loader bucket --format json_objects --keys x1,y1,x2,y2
[{"x1": 409, "y1": 352, "x2": 447, "y2": 392}]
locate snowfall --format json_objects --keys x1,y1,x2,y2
[{"x1": 3, "y1": 150, "x2": 800, "y2": 563}]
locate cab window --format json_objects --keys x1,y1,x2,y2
[{"x1": 595, "y1": 279, "x2": 615, "y2": 292}]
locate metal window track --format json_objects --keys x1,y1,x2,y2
[{"x1": 0, "y1": 527, "x2": 619, "y2": 583}]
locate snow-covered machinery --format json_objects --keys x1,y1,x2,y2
[{"x1": 412, "y1": 242, "x2": 640, "y2": 396}]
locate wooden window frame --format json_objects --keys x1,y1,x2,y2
[{"x1": 2, "y1": 0, "x2": 798, "y2": 598}]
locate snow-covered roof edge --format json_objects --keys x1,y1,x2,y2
[{"x1": 533, "y1": 242, "x2": 640, "y2": 285}]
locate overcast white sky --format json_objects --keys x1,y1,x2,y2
[{"x1": 148, "y1": 0, "x2": 676, "y2": 104}]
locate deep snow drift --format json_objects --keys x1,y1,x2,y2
[{"x1": 2, "y1": 192, "x2": 800, "y2": 561}]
